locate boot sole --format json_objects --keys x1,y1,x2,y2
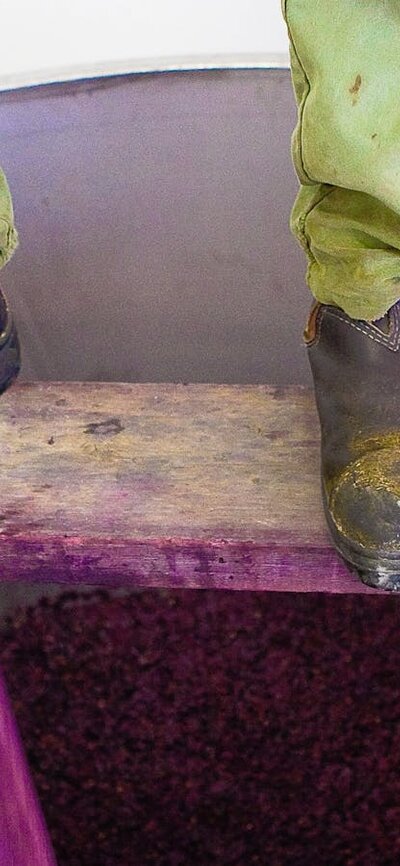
[{"x1": 322, "y1": 489, "x2": 400, "y2": 592}]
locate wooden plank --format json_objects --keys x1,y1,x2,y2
[
  {"x1": 0, "y1": 666, "x2": 57, "y2": 865},
  {"x1": 0, "y1": 381, "x2": 379, "y2": 594}
]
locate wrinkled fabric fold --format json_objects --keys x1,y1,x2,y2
[
  {"x1": 0, "y1": 166, "x2": 18, "y2": 269},
  {"x1": 282, "y1": 0, "x2": 400, "y2": 320}
]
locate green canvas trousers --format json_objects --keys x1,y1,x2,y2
[
  {"x1": 0, "y1": 168, "x2": 18, "y2": 271},
  {"x1": 282, "y1": 0, "x2": 400, "y2": 320}
]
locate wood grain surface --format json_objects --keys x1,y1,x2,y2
[{"x1": 0, "y1": 382, "x2": 380, "y2": 594}]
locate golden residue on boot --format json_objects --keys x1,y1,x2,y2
[
  {"x1": 329, "y1": 447, "x2": 400, "y2": 550},
  {"x1": 350, "y1": 431, "x2": 400, "y2": 456}
]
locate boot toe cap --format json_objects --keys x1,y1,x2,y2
[{"x1": 328, "y1": 448, "x2": 400, "y2": 552}]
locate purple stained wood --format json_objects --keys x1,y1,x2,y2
[
  {"x1": 0, "y1": 667, "x2": 57, "y2": 865},
  {"x1": 0, "y1": 381, "x2": 382, "y2": 594}
]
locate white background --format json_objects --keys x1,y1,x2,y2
[{"x1": 1, "y1": 0, "x2": 289, "y2": 90}]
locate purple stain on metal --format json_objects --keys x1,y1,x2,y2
[{"x1": 0, "y1": 667, "x2": 57, "y2": 865}]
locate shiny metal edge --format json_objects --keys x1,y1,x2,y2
[{"x1": 0, "y1": 52, "x2": 290, "y2": 93}]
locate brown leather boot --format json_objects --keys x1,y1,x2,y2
[
  {"x1": 0, "y1": 287, "x2": 20, "y2": 395},
  {"x1": 305, "y1": 299, "x2": 400, "y2": 591}
]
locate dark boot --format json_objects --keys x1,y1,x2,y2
[
  {"x1": 305, "y1": 298, "x2": 400, "y2": 591},
  {"x1": 0, "y1": 288, "x2": 20, "y2": 395}
]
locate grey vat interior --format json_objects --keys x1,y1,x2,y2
[
  {"x1": 0, "y1": 68, "x2": 313, "y2": 616},
  {"x1": 0, "y1": 67, "x2": 311, "y2": 387}
]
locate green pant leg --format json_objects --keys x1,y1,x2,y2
[
  {"x1": 0, "y1": 167, "x2": 18, "y2": 269},
  {"x1": 282, "y1": 0, "x2": 400, "y2": 320}
]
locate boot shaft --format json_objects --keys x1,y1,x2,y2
[
  {"x1": 0, "y1": 288, "x2": 20, "y2": 394},
  {"x1": 305, "y1": 300, "x2": 400, "y2": 494}
]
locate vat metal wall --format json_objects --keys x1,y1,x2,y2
[{"x1": 0, "y1": 68, "x2": 310, "y2": 387}]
